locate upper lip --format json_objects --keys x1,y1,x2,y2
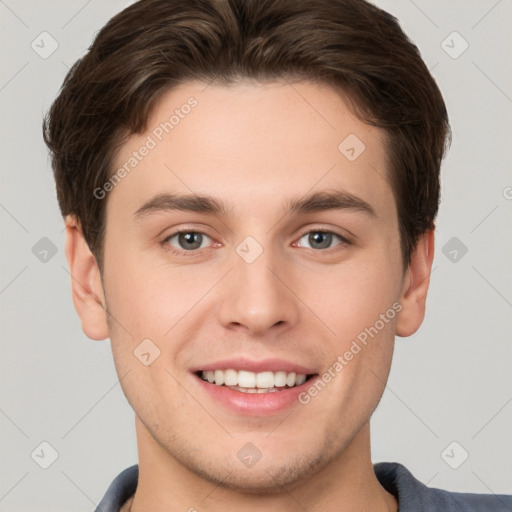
[{"x1": 191, "y1": 357, "x2": 316, "y2": 375}]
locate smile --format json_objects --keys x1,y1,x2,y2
[{"x1": 198, "y1": 369, "x2": 312, "y2": 392}]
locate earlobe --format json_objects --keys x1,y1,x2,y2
[
  {"x1": 396, "y1": 229, "x2": 435, "y2": 338},
  {"x1": 64, "y1": 215, "x2": 109, "y2": 341}
]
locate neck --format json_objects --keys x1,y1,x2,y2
[{"x1": 128, "y1": 417, "x2": 396, "y2": 512}]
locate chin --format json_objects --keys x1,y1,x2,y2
[
  {"x1": 194, "y1": 457, "x2": 325, "y2": 494},
  {"x1": 170, "y1": 439, "x2": 335, "y2": 494}
]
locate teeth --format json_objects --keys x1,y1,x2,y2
[
  {"x1": 214, "y1": 370, "x2": 224, "y2": 386},
  {"x1": 224, "y1": 369, "x2": 238, "y2": 386},
  {"x1": 274, "y1": 371, "x2": 287, "y2": 387},
  {"x1": 296, "y1": 374, "x2": 307, "y2": 386},
  {"x1": 256, "y1": 371, "x2": 274, "y2": 388},
  {"x1": 238, "y1": 370, "x2": 256, "y2": 388},
  {"x1": 200, "y1": 369, "x2": 308, "y2": 389}
]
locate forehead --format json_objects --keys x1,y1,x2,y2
[{"x1": 108, "y1": 80, "x2": 394, "y2": 223}]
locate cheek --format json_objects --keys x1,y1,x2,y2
[
  {"x1": 300, "y1": 245, "x2": 401, "y2": 407},
  {"x1": 306, "y1": 255, "x2": 402, "y2": 343},
  {"x1": 103, "y1": 251, "x2": 211, "y2": 336}
]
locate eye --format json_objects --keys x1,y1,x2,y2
[
  {"x1": 296, "y1": 230, "x2": 348, "y2": 250},
  {"x1": 164, "y1": 231, "x2": 212, "y2": 252}
]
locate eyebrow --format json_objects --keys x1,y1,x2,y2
[
  {"x1": 133, "y1": 190, "x2": 376, "y2": 219},
  {"x1": 287, "y1": 191, "x2": 376, "y2": 217}
]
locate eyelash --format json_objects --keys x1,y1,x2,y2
[{"x1": 161, "y1": 227, "x2": 352, "y2": 256}]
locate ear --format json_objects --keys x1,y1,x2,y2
[
  {"x1": 64, "y1": 215, "x2": 109, "y2": 341},
  {"x1": 396, "y1": 229, "x2": 435, "y2": 338}
]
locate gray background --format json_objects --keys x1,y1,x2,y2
[{"x1": 1, "y1": 0, "x2": 511, "y2": 510}]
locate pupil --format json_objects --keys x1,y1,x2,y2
[
  {"x1": 310, "y1": 231, "x2": 331, "y2": 249},
  {"x1": 179, "y1": 232, "x2": 202, "y2": 250}
]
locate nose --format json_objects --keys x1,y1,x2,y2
[{"x1": 216, "y1": 244, "x2": 300, "y2": 336}]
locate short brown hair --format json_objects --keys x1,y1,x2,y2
[{"x1": 43, "y1": 0, "x2": 450, "y2": 271}]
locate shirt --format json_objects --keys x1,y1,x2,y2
[{"x1": 94, "y1": 462, "x2": 512, "y2": 511}]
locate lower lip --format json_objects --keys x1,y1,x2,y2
[{"x1": 193, "y1": 374, "x2": 317, "y2": 416}]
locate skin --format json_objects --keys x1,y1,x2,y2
[{"x1": 65, "y1": 80, "x2": 434, "y2": 511}]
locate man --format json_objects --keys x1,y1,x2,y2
[{"x1": 43, "y1": 0, "x2": 512, "y2": 510}]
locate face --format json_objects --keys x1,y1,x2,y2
[{"x1": 89, "y1": 80, "x2": 416, "y2": 491}]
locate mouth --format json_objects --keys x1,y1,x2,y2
[
  {"x1": 195, "y1": 369, "x2": 316, "y2": 393},
  {"x1": 191, "y1": 358, "x2": 319, "y2": 415}
]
